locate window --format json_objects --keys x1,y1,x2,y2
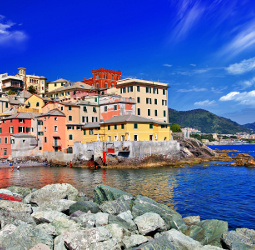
[
  {"x1": 128, "y1": 86, "x2": 133, "y2": 92},
  {"x1": 18, "y1": 127, "x2": 24, "y2": 133},
  {"x1": 69, "y1": 134, "x2": 73, "y2": 140},
  {"x1": 114, "y1": 125, "x2": 117, "y2": 130},
  {"x1": 108, "y1": 125, "x2": 111, "y2": 130},
  {"x1": 163, "y1": 110, "x2": 166, "y2": 117},
  {"x1": 104, "y1": 106, "x2": 107, "y2": 112},
  {"x1": 82, "y1": 116, "x2": 88, "y2": 123},
  {"x1": 69, "y1": 116, "x2": 72, "y2": 121},
  {"x1": 89, "y1": 129, "x2": 93, "y2": 135},
  {"x1": 5, "y1": 137, "x2": 7, "y2": 144},
  {"x1": 114, "y1": 105, "x2": 117, "y2": 110},
  {"x1": 148, "y1": 109, "x2": 151, "y2": 116},
  {"x1": 153, "y1": 88, "x2": 158, "y2": 94},
  {"x1": 121, "y1": 87, "x2": 126, "y2": 93},
  {"x1": 161, "y1": 125, "x2": 168, "y2": 128},
  {"x1": 95, "y1": 97, "x2": 97, "y2": 102},
  {"x1": 38, "y1": 120, "x2": 43, "y2": 125},
  {"x1": 4, "y1": 150, "x2": 7, "y2": 155},
  {"x1": 61, "y1": 83, "x2": 64, "y2": 86},
  {"x1": 134, "y1": 135, "x2": 138, "y2": 141},
  {"x1": 83, "y1": 106, "x2": 87, "y2": 112},
  {"x1": 54, "y1": 126, "x2": 58, "y2": 132},
  {"x1": 68, "y1": 106, "x2": 72, "y2": 111},
  {"x1": 54, "y1": 83, "x2": 57, "y2": 87},
  {"x1": 61, "y1": 106, "x2": 63, "y2": 111},
  {"x1": 36, "y1": 102, "x2": 39, "y2": 107},
  {"x1": 137, "y1": 86, "x2": 140, "y2": 92},
  {"x1": 137, "y1": 108, "x2": 140, "y2": 115},
  {"x1": 10, "y1": 119, "x2": 12, "y2": 123},
  {"x1": 19, "y1": 119, "x2": 24, "y2": 123},
  {"x1": 5, "y1": 102, "x2": 8, "y2": 108},
  {"x1": 105, "y1": 83, "x2": 108, "y2": 88},
  {"x1": 149, "y1": 124, "x2": 153, "y2": 129},
  {"x1": 121, "y1": 124, "x2": 124, "y2": 129},
  {"x1": 9, "y1": 127, "x2": 13, "y2": 133},
  {"x1": 38, "y1": 132, "x2": 43, "y2": 135},
  {"x1": 44, "y1": 137, "x2": 47, "y2": 143},
  {"x1": 83, "y1": 130, "x2": 86, "y2": 135},
  {"x1": 67, "y1": 147, "x2": 73, "y2": 154},
  {"x1": 92, "y1": 117, "x2": 97, "y2": 122},
  {"x1": 134, "y1": 123, "x2": 138, "y2": 129},
  {"x1": 77, "y1": 126, "x2": 81, "y2": 130},
  {"x1": 108, "y1": 136, "x2": 111, "y2": 141},
  {"x1": 146, "y1": 87, "x2": 151, "y2": 93},
  {"x1": 39, "y1": 147, "x2": 42, "y2": 150},
  {"x1": 137, "y1": 97, "x2": 140, "y2": 103},
  {"x1": 0, "y1": 128, "x2": 1, "y2": 134},
  {"x1": 163, "y1": 89, "x2": 166, "y2": 95},
  {"x1": 146, "y1": 98, "x2": 152, "y2": 104},
  {"x1": 154, "y1": 99, "x2": 157, "y2": 105},
  {"x1": 162, "y1": 100, "x2": 167, "y2": 106},
  {"x1": 155, "y1": 110, "x2": 158, "y2": 116},
  {"x1": 26, "y1": 127, "x2": 32, "y2": 133},
  {"x1": 11, "y1": 139, "x2": 15, "y2": 144},
  {"x1": 93, "y1": 107, "x2": 97, "y2": 112},
  {"x1": 67, "y1": 126, "x2": 74, "y2": 130},
  {"x1": 54, "y1": 117, "x2": 58, "y2": 121}
]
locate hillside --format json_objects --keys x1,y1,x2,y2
[
  {"x1": 169, "y1": 108, "x2": 250, "y2": 134},
  {"x1": 243, "y1": 122, "x2": 255, "y2": 131}
]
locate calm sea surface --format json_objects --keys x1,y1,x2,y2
[{"x1": 0, "y1": 144, "x2": 254, "y2": 230}]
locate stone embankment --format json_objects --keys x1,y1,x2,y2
[{"x1": 0, "y1": 183, "x2": 254, "y2": 249}]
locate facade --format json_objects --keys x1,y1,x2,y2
[
  {"x1": 1, "y1": 76, "x2": 23, "y2": 93},
  {"x1": 116, "y1": 79, "x2": 169, "y2": 123},
  {"x1": 83, "y1": 68, "x2": 121, "y2": 88},
  {"x1": 82, "y1": 114, "x2": 171, "y2": 143},
  {"x1": 77, "y1": 100, "x2": 99, "y2": 124},
  {"x1": 23, "y1": 94, "x2": 48, "y2": 113},
  {"x1": 47, "y1": 78, "x2": 70, "y2": 93}
]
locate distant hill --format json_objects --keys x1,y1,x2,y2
[
  {"x1": 243, "y1": 122, "x2": 255, "y2": 131},
  {"x1": 169, "y1": 108, "x2": 250, "y2": 134}
]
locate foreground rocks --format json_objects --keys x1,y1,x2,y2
[{"x1": 0, "y1": 183, "x2": 253, "y2": 249}]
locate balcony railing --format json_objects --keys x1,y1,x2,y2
[{"x1": 52, "y1": 141, "x2": 62, "y2": 147}]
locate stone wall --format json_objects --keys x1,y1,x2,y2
[
  {"x1": 43, "y1": 151, "x2": 74, "y2": 162},
  {"x1": 74, "y1": 140, "x2": 180, "y2": 160}
]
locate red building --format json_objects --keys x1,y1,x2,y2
[
  {"x1": 82, "y1": 68, "x2": 121, "y2": 89},
  {"x1": 0, "y1": 113, "x2": 34, "y2": 158}
]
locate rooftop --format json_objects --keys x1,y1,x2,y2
[{"x1": 116, "y1": 78, "x2": 168, "y2": 87}]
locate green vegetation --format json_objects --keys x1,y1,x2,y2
[
  {"x1": 190, "y1": 134, "x2": 216, "y2": 142},
  {"x1": 170, "y1": 123, "x2": 182, "y2": 132},
  {"x1": 169, "y1": 108, "x2": 250, "y2": 134},
  {"x1": 7, "y1": 90, "x2": 16, "y2": 95},
  {"x1": 28, "y1": 85, "x2": 37, "y2": 94}
]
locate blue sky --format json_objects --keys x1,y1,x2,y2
[{"x1": 1, "y1": 0, "x2": 255, "y2": 124}]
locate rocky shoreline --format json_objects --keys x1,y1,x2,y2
[{"x1": 0, "y1": 183, "x2": 254, "y2": 249}]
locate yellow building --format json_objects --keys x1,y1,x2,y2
[
  {"x1": 21, "y1": 94, "x2": 50, "y2": 113},
  {"x1": 116, "y1": 79, "x2": 169, "y2": 123},
  {"x1": 47, "y1": 78, "x2": 70, "y2": 93},
  {"x1": 82, "y1": 114, "x2": 171, "y2": 143}
]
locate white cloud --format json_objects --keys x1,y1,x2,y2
[
  {"x1": 190, "y1": 64, "x2": 196, "y2": 67},
  {"x1": 225, "y1": 57, "x2": 255, "y2": 75},
  {"x1": 0, "y1": 16, "x2": 27, "y2": 46},
  {"x1": 240, "y1": 77, "x2": 255, "y2": 88},
  {"x1": 211, "y1": 87, "x2": 227, "y2": 94},
  {"x1": 194, "y1": 100, "x2": 215, "y2": 106},
  {"x1": 219, "y1": 90, "x2": 255, "y2": 105},
  {"x1": 163, "y1": 64, "x2": 172, "y2": 67},
  {"x1": 219, "y1": 20, "x2": 255, "y2": 58},
  {"x1": 178, "y1": 87, "x2": 207, "y2": 93}
]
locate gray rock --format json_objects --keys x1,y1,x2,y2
[
  {"x1": 69, "y1": 200, "x2": 100, "y2": 214},
  {"x1": 134, "y1": 234, "x2": 175, "y2": 249},
  {"x1": 134, "y1": 212, "x2": 167, "y2": 235},
  {"x1": 27, "y1": 183, "x2": 79, "y2": 206},
  {"x1": 201, "y1": 246, "x2": 224, "y2": 250},
  {"x1": 184, "y1": 216, "x2": 201, "y2": 224},
  {"x1": 106, "y1": 223, "x2": 131, "y2": 244},
  {"x1": 95, "y1": 212, "x2": 109, "y2": 227},
  {"x1": 123, "y1": 234, "x2": 148, "y2": 248},
  {"x1": 73, "y1": 212, "x2": 96, "y2": 228},
  {"x1": 0, "y1": 224, "x2": 17, "y2": 237},
  {"x1": 117, "y1": 210, "x2": 137, "y2": 232},
  {"x1": 51, "y1": 217, "x2": 80, "y2": 235},
  {"x1": 54, "y1": 235, "x2": 67, "y2": 250},
  {"x1": 160, "y1": 229, "x2": 202, "y2": 249},
  {"x1": 0, "y1": 223, "x2": 53, "y2": 250},
  {"x1": 37, "y1": 199, "x2": 76, "y2": 213},
  {"x1": 221, "y1": 228, "x2": 255, "y2": 249},
  {"x1": 185, "y1": 219, "x2": 228, "y2": 247},
  {"x1": 36, "y1": 223, "x2": 58, "y2": 237},
  {"x1": 7, "y1": 186, "x2": 33, "y2": 198},
  {"x1": 90, "y1": 238, "x2": 121, "y2": 250},
  {"x1": 99, "y1": 195, "x2": 134, "y2": 215},
  {"x1": 109, "y1": 214, "x2": 137, "y2": 232},
  {"x1": 0, "y1": 200, "x2": 35, "y2": 227},
  {"x1": 62, "y1": 227, "x2": 112, "y2": 249},
  {"x1": 30, "y1": 243, "x2": 51, "y2": 250},
  {"x1": 70, "y1": 210, "x2": 84, "y2": 218},
  {"x1": 32, "y1": 210, "x2": 68, "y2": 224},
  {"x1": 132, "y1": 195, "x2": 186, "y2": 231},
  {"x1": 94, "y1": 184, "x2": 134, "y2": 204}
]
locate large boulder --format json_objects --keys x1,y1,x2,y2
[
  {"x1": 0, "y1": 200, "x2": 35, "y2": 227},
  {"x1": 69, "y1": 200, "x2": 100, "y2": 214},
  {"x1": 54, "y1": 235, "x2": 66, "y2": 250},
  {"x1": 32, "y1": 210, "x2": 68, "y2": 224},
  {"x1": 0, "y1": 224, "x2": 17, "y2": 237},
  {"x1": 106, "y1": 223, "x2": 131, "y2": 245},
  {"x1": 94, "y1": 185, "x2": 134, "y2": 204},
  {"x1": 109, "y1": 214, "x2": 137, "y2": 232},
  {"x1": 25, "y1": 183, "x2": 79, "y2": 206},
  {"x1": 185, "y1": 219, "x2": 228, "y2": 247},
  {"x1": 7, "y1": 186, "x2": 33, "y2": 198},
  {"x1": 221, "y1": 228, "x2": 255, "y2": 249},
  {"x1": 132, "y1": 195, "x2": 186, "y2": 231},
  {"x1": 35, "y1": 223, "x2": 57, "y2": 237},
  {"x1": 37, "y1": 199, "x2": 76, "y2": 213},
  {"x1": 122, "y1": 234, "x2": 148, "y2": 249},
  {"x1": 0, "y1": 223, "x2": 53, "y2": 250},
  {"x1": 99, "y1": 195, "x2": 134, "y2": 215},
  {"x1": 134, "y1": 212, "x2": 167, "y2": 235},
  {"x1": 51, "y1": 217, "x2": 80, "y2": 235}
]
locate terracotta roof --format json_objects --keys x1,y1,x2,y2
[
  {"x1": 37, "y1": 109, "x2": 65, "y2": 117},
  {"x1": 3, "y1": 112, "x2": 36, "y2": 120}
]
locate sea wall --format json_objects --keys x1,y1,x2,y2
[{"x1": 74, "y1": 140, "x2": 180, "y2": 160}]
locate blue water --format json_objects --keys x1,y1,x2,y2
[{"x1": 0, "y1": 144, "x2": 254, "y2": 230}]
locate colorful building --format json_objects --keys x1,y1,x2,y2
[
  {"x1": 47, "y1": 78, "x2": 70, "y2": 93},
  {"x1": 82, "y1": 114, "x2": 171, "y2": 143},
  {"x1": 117, "y1": 79, "x2": 169, "y2": 123},
  {"x1": 83, "y1": 68, "x2": 121, "y2": 88}
]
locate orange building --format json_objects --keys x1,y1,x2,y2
[
  {"x1": 37, "y1": 109, "x2": 66, "y2": 152},
  {"x1": 83, "y1": 68, "x2": 121, "y2": 89}
]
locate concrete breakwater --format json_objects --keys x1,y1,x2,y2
[{"x1": 0, "y1": 184, "x2": 254, "y2": 249}]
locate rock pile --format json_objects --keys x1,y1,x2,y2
[{"x1": 0, "y1": 183, "x2": 254, "y2": 249}]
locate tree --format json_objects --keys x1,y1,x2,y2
[
  {"x1": 7, "y1": 90, "x2": 16, "y2": 95},
  {"x1": 170, "y1": 123, "x2": 182, "y2": 132},
  {"x1": 28, "y1": 85, "x2": 37, "y2": 94}
]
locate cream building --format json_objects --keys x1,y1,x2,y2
[
  {"x1": 116, "y1": 79, "x2": 169, "y2": 123},
  {"x1": 47, "y1": 78, "x2": 70, "y2": 93},
  {"x1": 17, "y1": 68, "x2": 47, "y2": 95}
]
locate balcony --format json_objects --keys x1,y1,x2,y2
[{"x1": 52, "y1": 141, "x2": 62, "y2": 147}]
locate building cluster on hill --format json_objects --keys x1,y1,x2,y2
[{"x1": 0, "y1": 67, "x2": 171, "y2": 160}]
